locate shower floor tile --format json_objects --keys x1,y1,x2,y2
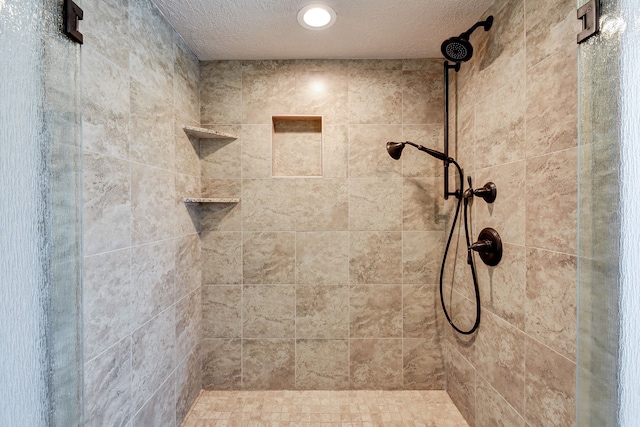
[{"x1": 180, "y1": 390, "x2": 468, "y2": 427}]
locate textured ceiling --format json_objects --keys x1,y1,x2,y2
[{"x1": 151, "y1": 0, "x2": 494, "y2": 60}]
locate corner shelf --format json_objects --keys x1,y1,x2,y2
[
  {"x1": 183, "y1": 125, "x2": 237, "y2": 140},
  {"x1": 184, "y1": 198, "x2": 240, "y2": 204}
]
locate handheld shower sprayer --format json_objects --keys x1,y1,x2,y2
[{"x1": 386, "y1": 141, "x2": 451, "y2": 163}]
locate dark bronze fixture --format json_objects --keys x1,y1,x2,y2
[
  {"x1": 440, "y1": 16, "x2": 494, "y2": 63},
  {"x1": 469, "y1": 228, "x2": 503, "y2": 267}
]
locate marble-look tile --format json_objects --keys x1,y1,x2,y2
[
  {"x1": 131, "y1": 308, "x2": 175, "y2": 412},
  {"x1": 475, "y1": 312, "x2": 526, "y2": 414},
  {"x1": 175, "y1": 234, "x2": 201, "y2": 298},
  {"x1": 348, "y1": 70, "x2": 403, "y2": 124},
  {"x1": 83, "y1": 152, "x2": 130, "y2": 256},
  {"x1": 242, "y1": 179, "x2": 296, "y2": 231},
  {"x1": 296, "y1": 285, "x2": 349, "y2": 339},
  {"x1": 295, "y1": 179, "x2": 349, "y2": 231},
  {"x1": 173, "y1": 34, "x2": 200, "y2": 121},
  {"x1": 403, "y1": 232, "x2": 444, "y2": 284},
  {"x1": 129, "y1": 0, "x2": 174, "y2": 98},
  {"x1": 349, "y1": 178, "x2": 402, "y2": 231},
  {"x1": 174, "y1": 111, "x2": 200, "y2": 177},
  {"x1": 128, "y1": 79, "x2": 174, "y2": 171},
  {"x1": 202, "y1": 286, "x2": 241, "y2": 339},
  {"x1": 84, "y1": 339, "x2": 131, "y2": 427},
  {"x1": 475, "y1": 161, "x2": 526, "y2": 246},
  {"x1": 322, "y1": 125, "x2": 349, "y2": 178},
  {"x1": 241, "y1": 125, "x2": 273, "y2": 179},
  {"x1": 130, "y1": 374, "x2": 175, "y2": 427},
  {"x1": 526, "y1": 148, "x2": 578, "y2": 254},
  {"x1": 403, "y1": 284, "x2": 439, "y2": 339},
  {"x1": 131, "y1": 163, "x2": 175, "y2": 244},
  {"x1": 476, "y1": 243, "x2": 526, "y2": 330},
  {"x1": 200, "y1": 125, "x2": 242, "y2": 179},
  {"x1": 176, "y1": 348, "x2": 201, "y2": 424},
  {"x1": 176, "y1": 289, "x2": 201, "y2": 363},
  {"x1": 272, "y1": 120, "x2": 323, "y2": 177},
  {"x1": 130, "y1": 240, "x2": 175, "y2": 329},
  {"x1": 526, "y1": 48, "x2": 578, "y2": 157},
  {"x1": 80, "y1": 0, "x2": 129, "y2": 69},
  {"x1": 350, "y1": 285, "x2": 402, "y2": 338},
  {"x1": 295, "y1": 232, "x2": 349, "y2": 285},
  {"x1": 525, "y1": 0, "x2": 578, "y2": 69},
  {"x1": 295, "y1": 71, "x2": 348, "y2": 124},
  {"x1": 295, "y1": 340, "x2": 349, "y2": 390},
  {"x1": 455, "y1": 106, "x2": 476, "y2": 174},
  {"x1": 474, "y1": 74, "x2": 526, "y2": 169},
  {"x1": 243, "y1": 285, "x2": 295, "y2": 338},
  {"x1": 349, "y1": 232, "x2": 402, "y2": 284},
  {"x1": 349, "y1": 339, "x2": 402, "y2": 389},
  {"x1": 476, "y1": 375, "x2": 526, "y2": 427},
  {"x1": 348, "y1": 124, "x2": 403, "y2": 178},
  {"x1": 242, "y1": 339, "x2": 295, "y2": 389},
  {"x1": 83, "y1": 249, "x2": 131, "y2": 360},
  {"x1": 402, "y1": 125, "x2": 444, "y2": 178},
  {"x1": 403, "y1": 178, "x2": 446, "y2": 231},
  {"x1": 444, "y1": 347, "x2": 475, "y2": 427},
  {"x1": 242, "y1": 232, "x2": 296, "y2": 284},
  {"x1": 200, "y1": 61, "x2": 242, "y2": 125},
  {"x1": 403, "y1": 338, "x2": 444, "y2": 389},
  {"x1": 402, "y1": 58, "x2": 442, "y2": 71},
  {"x1": 201, "y1": 231, "x2": 242, "y2": 285},
  {"x1": 403, "y1": 69, "x2": 443, "y2": 125},
  {"x1": 526, "y1": 247, "x2": 577, "y2": 360},
  {"x1": 242, "y1": 70, "x2": 296, "y2": 124},
  {"x1": 525, "y1": 337, "x2": 576, "y2": 427},
  {"x1": 443, "y1": 288, "x2": 478, "y2": 363},
  {"x1": 175, "y1": 173, "x2": 200, "y2": 236},
  {"x1": 348, "y1": 59, "x2": 403, "y2": 71},
  {"x1": 82, "y1": 49, "x2": 129, "y2": 159},
  {"x1": 201, "y1": 339, "x2": 242, "y2": 390},
  {"x1": 200, "y1": 179, "x2": 241, "y2": 231}
]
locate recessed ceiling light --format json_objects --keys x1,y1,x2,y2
[{"x1": 297, "y1": 4, "x2": 337, "y2": 30}]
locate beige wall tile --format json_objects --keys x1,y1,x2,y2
[
  {"x1": 349, "y1": 178, "x2": 403, "y2": 231},
  {"x1": 476, "y1": 376, "x2": 526, "y2": 426},
  {"x1": 403, "y1": 284, "x2": 440, "y2": 339},
  {"x1": 242, "y1": 339, "x2": 295, "y2": 389},
  {"x1": 295, "y1": 71, "x2": 349, "y2": 124},
  {"x1": 296, "y1": 285, "x2": 349, "y2": 339},
  {"x1": 403, "y1": 178, "x2": 446, "y2": 231},
  {"x1": 201, "y1": 231, "x2": 242, "y2": 285},
  {"x1": 349, "y1": 124, "x2": 403, "y2": 178},
  {"x1": 243, "y1": 285, "x2": 295, "y2": 338},
  {"x1": 444, "y1": 347, "x2": 475, "y2": 426},
  {"x1": 403, "y1": 338, "x2": 445, "y2": 389},
  {"x1": 322, "y1": 125, "x2": 349, "y2": 178},
  {"x1": 200, "y1": 126, "x2": 242, "y2": 179},
  {"x1": 350, "y1": 339, "x2": 403, "y2": 389},
  {"x1": 403, "y1": 231, "x2": 444, "y2": 284},
  {"x1": 80, "y1": 0, "x2": 130, "y2": 69},
  {"x1": 174, "y1": 111, "x2": 200, "y2": 177},
  {"x1": 175, "y1": 289, "x2": 201, "y2": 363},
  {"x1": 348, "y1": 70, "x2": 403, "y2": 124},
  {"x1": 350, "y1": 285, "x2": 402, "y2": 338},
  {"x1": 242, "y1": 71, "x2": 296, "y2": 124},
  {"x1": 202, "y1": 286, "x2": 242, "y2": 338},
  {"x1": 272, "y1": 119, "x2": 323, "y2": 177},
  {"x1": 295, "y1": 232, "x2": 349, "y2": 285},
  {"x1": 200, "y1": 61, "x2": 242, "y2": 125},
  {"x1": 242, "y1": 179, "x2": 296, "y2": 231},
  {"x1": 173, "y1": 34, "x2": 200, "y2": 121},
  {"x1": 349, "y1": 232, "x2": 402, "y2": 284},
  {"x1": 295, "y1": 340, "x2": 349, "y2": 389},
  {"x1": 175, "y1": 173, "x2": 200, "y2": 236},
  {"x1": 242, "y1": 232, "x2": 296, "y2": 284},
  {"x1": 202, "y1": 339, "x2": 241, "y2": 390},
  {"x1": 131, "y1": 163, "x2": 175, "y2": 244},
  {"x1": 403, "y1": 68, "x2": 444, "y2": 125},
  {"x1": 525, "y1": 0, "x2": 579, "y2": 69},
  {"x1": 402, "y1": 125, "x2": 445, "y2": 178},
  {"x1": 295, "y1": 179, "x2": 349, "y2": 231},
  {"x1": 241, "y1": 125, "x2": 272, "y2": 179},
  {"x1": 175, "y1": 234, "x2": 201, "y2": 298}
]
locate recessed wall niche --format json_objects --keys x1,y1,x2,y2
[{"x1": 272, "y1": 115, "x2": 323, "y2": 177}]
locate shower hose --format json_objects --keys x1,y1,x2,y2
[{"x1": 439, "y1": 159, "x2": 481, "y2": 335}]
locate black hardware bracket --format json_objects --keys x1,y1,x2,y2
[
  {"x1": 577, "y1": 0, "x2": 599, "y2": 44},
  {"x1": 64, "y1": 0, "x2": 84, "y2": 44}
]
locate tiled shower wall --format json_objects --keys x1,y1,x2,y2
[
  {"x1": 199, "y1": 59, "x2": 447, "y2": 390},
  {"x1": 444, "y1": 0, "x2": 579, "y2": 425},
  {"x1": 80, "y1": 0, "x2": 202, "y2": 425}
]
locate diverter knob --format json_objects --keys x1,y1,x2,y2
[{"x1": 469, "y1": 228, "x2": 502, "y2": 266}]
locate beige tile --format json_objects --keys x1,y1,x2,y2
[
  {"x1": 175, "y1": 290, "x2": 201, "y2": 363},
  {"x1": 525, "y1": 148, "x2": 578, "y2": 254},
  {"x1": 475, "y1": 312, "x2": 525, "y2": 414},
  {"x1": 243, "y1": 285, "x2": 295, "y2": 338},
  {"x1": 442, "y1": 289, "x2": 478, "y2": 362},
  {"x1": 242, "y1": 179, "x2": 296, "y2": 231},
  {"x1": 80, "y1": 0, "x2": 129, "y2": 69},
  {"x1": 295, "y1": 340, "x2": 349, "y2": 390},
  {"x1": 296, "y1": 232, "x2": 349, "y2": 285},
  {"x1": 295, "y1": 71, "x2": 349, "y2": 124},
  {"x1": 322, "y1": 125, "x2": 349, "y2": 178},
  {"x1": 350, "y1": 285, "x2": 402, "y2": 338},
  {"x1": 202, "y1": 339, "x2": 242, "y2": 390},
  {"x1": 242, "y1": 71, "x2": 296, "y2": 124},
  {"x1": 131, "y1": 163, "x2": 175, "y2": 244},
  {"x1": 403, "y1": 284, "x2": 439, "y2": 339},
  {"x1": 200, "y1": 125, "x2": 242, "y2": 179},
  {"x1": 402, "y1": 125, "x2": 445, "y2": 178},
  {"x1": 349, "y1": 59, "x2": 403, "y2": 71},
  {"x1": 349, "y1": 339, "x2": 402, "y2": 389},
  {"x1": 202, "y1": 286, "x2": 242, "y2": 339},
  {"x1": 526, "y1": 48, "x2": 578, "y2": 157},
  {"x1": 349, "y1": 178, "x2": 403, "y2": 231},
  {"x1": 403, "y1": 178, "x2": 446, "y2": 231},
  {"x1": 175, "y1": 347, "x2": 201, "y2": 424},
  {"x1": 242, "y1": 339, "x2": 295, "y2": 389},
  {"x1": 174, "y1": 111, "x2": 200, "y2": 177},
  {"x1": 455, "y1": 106, "x2": 476, "y2": 174},
  {"x1": 444, "y1": 347, "x2": 475, "y2": 427},
  {"x1": 349, "y1": 70, "x2": 403, "y2": 124},
  {"x1": 295, "y1": 179, "x2": 349, "y2": 231},
  {"x1": 175, "y1": 173, "x2": 200, "y2": 236},
  {"x1": 525, "y1": 337, "x2": 576, "y2": 427},
  {"x1": 296, "y1": 285, "x2": 348, "y2": 339},
  {"x1": 476, "y1": 376, "x2": 525, "y2": 427},
  {"x1": 201, "y1": 231, "x2": 242, "y2": 285},
  {"x1": 200, "y1": 179, "x2": 242, "y2": 232},
  {"x1": 241, "y1": 125, "x2": 272, "y2": 179},
  {"x1": 403, "y1": 69, "x2": 443, "y2": 125},
  {"x1": 525, "y1": 0, "x2": 578, "y2": 68},
  {"x1": 175, "y1": 234, "x2": 201, "y2": 298},
  {"x1": 200, "y1": 61, "x2": 242, "y2": 125},
  {"x1": 403, "y1": 338, "x2": 444, "y2": 389},
  {"x1": 403, "y1": 232, "x2": 444, "y2": 284},
  {"x1": 349, "y1": 232, "x2": 402, "y2": 284},
  {"x1": 348, "y1": 124, "x2": 403, "y2": 178},
  {"x1": 526, "y1": 248, "x2": 577, "y2": 360},
  {"x1": 272, "y1": 119, "x2": 323, "y2": 177},
  {"x1": 242, "y1": 232, "x2": 295, "y2": 284},
  {"x1": 173, "y1": 34, "x2": 200, "y2": 121}
]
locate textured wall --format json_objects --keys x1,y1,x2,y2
[
  {"x1": 199, "y1": 59, "x2": 447, "y2": 390},
  {"x1": 444, "y1": 0, "x2": 579, "y2": 425},
  {"x1": 79, "y1": 0, "x2": 202, "y2": 425}
]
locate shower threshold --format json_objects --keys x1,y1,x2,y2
[{"x1": 181, "y1": 389, "x2": 468, "y2": 426}]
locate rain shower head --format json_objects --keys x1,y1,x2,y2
[
  {"x1": 441, "y1": 15, "x2": 494, "y2": 63},
  {"x1": 386, "y1": 141, "x2": 450, "y2": 162}
]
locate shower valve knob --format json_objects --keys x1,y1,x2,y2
[{"x1": 469, "y1": 228, "x2": 503, "y2": 267}]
